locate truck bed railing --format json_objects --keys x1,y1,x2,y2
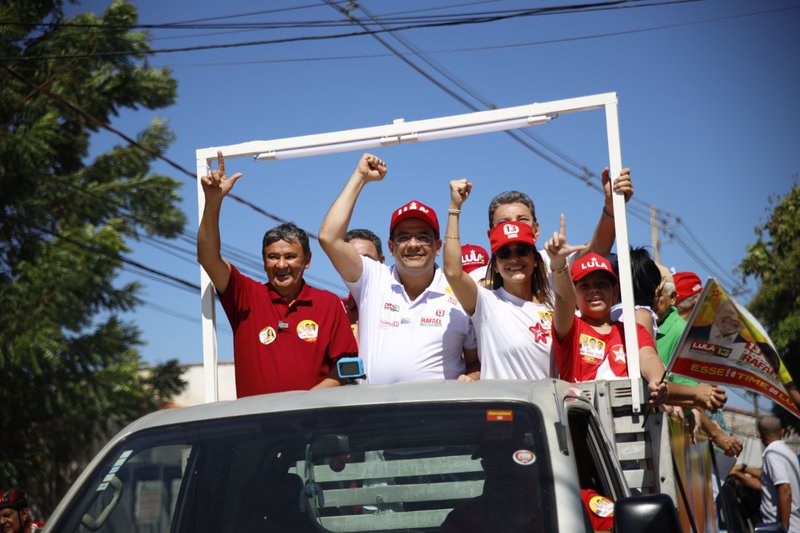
[{"x1": 578, "y1": 378, "x2": 676, "y2": 499}]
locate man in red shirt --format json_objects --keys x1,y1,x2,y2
[{"x1": 198, "y1": 152, "x2": 357, "y2": 397}]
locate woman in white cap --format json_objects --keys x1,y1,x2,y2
[{"x1": 443, "y1": 179, "x2": 555, "y2": 380}]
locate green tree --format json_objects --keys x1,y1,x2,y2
[
  {"x1": 0, "y1": 0, "x2": 187, "y2": 514},
  {"x1": 738, "y1": 179, "x2": 800, "y2": 426}
]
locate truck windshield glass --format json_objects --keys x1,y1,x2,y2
[{"x1": 55, "y1": 402, "x2": 556, "y2": 533}]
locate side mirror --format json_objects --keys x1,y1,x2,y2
[{"x1": 613, "y1": 493, "x2": 680, "y2": 533}]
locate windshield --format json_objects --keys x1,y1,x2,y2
[{"x1": 54, "y1": 401, "x2": 555, "y2": 533}]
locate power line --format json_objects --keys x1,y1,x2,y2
[
  {"x1": 335, "y1": 0, "x2": 748, "y2": 296},
  {"x1": 146, "y1": 0, "x2": 510, "y2": 42},
  {"x1": 3, "y1": 0, "x2": 705, "y2": 62},
  {"x1": 145, "y1": 3, "x2": 800, "y2": 69},
  {"x1": 0, "y1": 63, "x2": 315, "y2": 237},
  {"x1": 142, "y1": 301, "x2": 233, "y2": 337},
  {"x1": 3, "y1": 1, "x2": 661, "y2": 31},
  {"x1": 51, "y1": 173, "x2": 346, "y2": 292},
  {"x1": 22, "y1": 221, "x2": 203, "y2": 294}
]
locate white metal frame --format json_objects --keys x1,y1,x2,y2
[{"x1": 196, "y1": 92, "x2": 641, "y2": 409}]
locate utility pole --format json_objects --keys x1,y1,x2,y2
[
  {"x1": 650, "y1": 206, "x2": 661, "y2": 263},
  {"x1": 749, "y1": 391, "x2": 760, "y2": 416}
]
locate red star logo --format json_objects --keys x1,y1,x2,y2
[{"x1": 529, "y1": 323, "x2": 550, "y2": 344}]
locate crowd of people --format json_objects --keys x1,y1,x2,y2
[
  {"x1": 198, "y1": 151, "x2": 728, "y2": 409},
  {"x1": 194, "y1": 150, "x2": 740, "y2": 527},
  {"x1": 195, "y1": 150, "x2": 800, "y2": 530},
  {"x1": 4, "y1": 151, "x2": 794, "y2": 531}
]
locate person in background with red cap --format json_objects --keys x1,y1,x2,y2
[
  {"x1": 673, "y1": 271, "x2": 703, "y2": 321},
  {"x1": 319, "y1": 154, "x2": 478, "y2": 384},
  {"x1": 0, "y1": 488, "x2": 44, "y2": 533},
  {"x1": 545, "y1": 217, "x2": 726, "y2": 411},
  {"x1": 443, "y1": 179, "x2": 555, "y2": 380},
  {"x1": 460, "y1": 243, "x2": 488, "y2": 280}
]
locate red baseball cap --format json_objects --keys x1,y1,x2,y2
[
  {"x1": 461, "y1": 244, "x2": 489, "y2": 273},
  {"x1": 390, "y1": 200, "x2": 439, "y2": 236},
  {"x1": 570, "y1": 252, "x2": 618, "y2": 282},
  {"x1": 673, "y1": 271, "x2": 702, "y2": 302},
  {"x1": 489, "y1": 222, "x2": 535, "y2": 254}
]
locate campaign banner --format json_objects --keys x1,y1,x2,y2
[{"x1": 667, "y1": 278, "x2": 800, "y2": 418}]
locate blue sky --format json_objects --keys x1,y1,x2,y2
[{"x1": 65, "y1": 0, "x2": 798, "y2": 409}]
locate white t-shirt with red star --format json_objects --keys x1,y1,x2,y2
[{"x1": 471, "y1": 286, "x2": 554, "y2": 380}]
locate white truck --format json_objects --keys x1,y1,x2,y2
[
  {"x1": 45, "y1": 378, "x2": 690, "y2": 532},
  {"x1": 47, "y1": 93, "x2": 720, "y2": 531}
]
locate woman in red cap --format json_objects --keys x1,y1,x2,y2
[{"x1": 443, "y1": 179, "x2": 555, "y2": 380}]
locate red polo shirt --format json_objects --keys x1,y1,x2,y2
[{"x1": 219, "y1": 265, "x2": 358, "y2": 397}]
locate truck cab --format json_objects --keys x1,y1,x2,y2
[{"x1": 46, "y1": 379, "x2": 677, "y2": 532}]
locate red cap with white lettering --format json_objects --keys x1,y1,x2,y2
[
  {"x1": 390, "y1": 200, "x2": 439, "y2": 236},
  {"x1": 570, "y1": 252, "x2": 618, "y2": 282},
  {"x1": 461, "y1": 244, "x2": 489, "y2": 273},
  {"x1": 489, "y1": 222, "x2": 535, "y2": 254}
]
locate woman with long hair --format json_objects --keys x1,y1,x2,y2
[{"x1": 443, "y1": 179, "x2": 555, "y2": 380}]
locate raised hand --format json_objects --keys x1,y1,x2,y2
[
  {"x1": 602, "y1": 167, "x2": 633, "y2": 206},
  {"x1": 449, "y1": 179, "x2": 472, "y2": 209},
  {"x1": 544, "y1": 214, "x2": 586, "y2": 264},
  {"x1": 201, "y1": 150, "x2": 243, "y2": 201},
  {"x1": 354, "y1": 153, "x2": 387, "y2": 183}
]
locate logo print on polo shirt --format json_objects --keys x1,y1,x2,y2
[
  {"x1": 420, "y1": 316, "x2": 443, "y2": 327},
  {"x1": 296, "y1": 320, "x2": 319, "y2": 342},
  {"x1": 259, "y1": 326, "x2": 277, "y2": 345},
  {"x1": 383, "y1": 302, "x2": 400, "y2": 312},
  {"x1": 435, "y1": 308, "x2": 445, "y2": 317},
  {"x1": 529, "y1": 323, "x2": 550, "y2": 344}
]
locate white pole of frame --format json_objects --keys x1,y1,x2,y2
[
  {"x1": 604, "y1": 97, "x2": 643, "y2": 413},
  {"x1": 196, "y1": 155, "x2": 219, "y2": 403}
]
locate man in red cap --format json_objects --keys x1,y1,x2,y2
[
  {"x1": 319, "y1": 153, "x2": 478, "y2": 384},
  {"x1": 673, "y1": 271, "x2": 703, "y2": 321}
]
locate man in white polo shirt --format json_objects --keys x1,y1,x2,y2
[{"x1": 319, "y1": 153, "x2": 478, "y2": 384}]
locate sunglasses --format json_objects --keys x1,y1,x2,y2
[{"x1": 495, "y1": 244, "x2": 534, "y2": 260}]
